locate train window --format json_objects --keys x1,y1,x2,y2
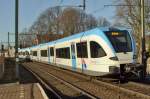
[
  {"x1": 90, "y1": 41, "x2": 106, "y2": 58},
  {"x1": 41, "y1": 50, "x2": 48, "y2": 57},
  {"x1": 76, "y1": 42, "x2": 88, "y2": 58},
  {"x1": 50, "y1": 47, "x2": 54, "y2": 56},
  {"x1": 56, "y1": 47, "x2": 70, "y2": 59},
  {"x1": 33, "y1": 51, "x2": 37, "y2": 56},
  {"x1": 23, "y1": 52, "x2": 25, "y2": 56},
  {"x1": 25, "y1": 51, "x2": 29, "y2": 55},
  {"x1": 105, "y1": 30, "x2": 132, "y2": 52}
]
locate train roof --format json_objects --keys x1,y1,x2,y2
[
  {"x1": 20, "y1": 27, "x2": 130, "y2": 49},
  {"x1": 54, "y1": 27, "x2": 101, "y2": 44},
  {"x1": 47, "y1": 27, "x2": 129, "y2": 45}
]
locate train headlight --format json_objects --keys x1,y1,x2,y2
[
  {"x1": 109, "y1": 66, "x2": 119, "y2": 73},
  {"x1": 109, "y1": 56, "x2": 119, "y2": 61}
]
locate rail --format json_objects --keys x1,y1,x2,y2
[
  {"x1": 22, "y1": 62, "x2": 150, "y2": 99},
  {"x1": 23, "y1": 63, "x2": 98, "y2": 99}
]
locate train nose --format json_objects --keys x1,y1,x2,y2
[
  {"x1": 116, "y1": 52, "x2": 133, "y2": 64},
  {"x1": 109, "y1": 56, "x2": 119, "y2": 61},
  {"x1": 109, "y1": 66, "x2": 119, "y2": 73}
]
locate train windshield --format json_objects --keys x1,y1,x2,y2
[{"x1": 105, "y1": 30, "x2": 132, "y2": 53}]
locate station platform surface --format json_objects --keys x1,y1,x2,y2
[{"x1": 0, "y1": 83, "x2": 48, "y2": 99}]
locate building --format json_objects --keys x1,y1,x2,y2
[{"x1": 0, "y1": 46, "x2": 15, "y2": 58}]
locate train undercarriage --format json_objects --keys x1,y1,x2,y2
[
  {"x1": 102, "y1": 63, "x2": 146, "y2": 82},
  {"x1": 118, "y1": 63, "x2": 145, "y2": 82}
]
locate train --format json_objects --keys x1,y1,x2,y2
[{"x1": 18, "y1": 27, "x2": 144, "y2": 78}]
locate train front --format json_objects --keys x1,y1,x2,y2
[{"x1": 104, "y1": 29, "x2": 143, "y2": 78}]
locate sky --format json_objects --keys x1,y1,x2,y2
[{"x1": 0, "y1": 0, "x2": 115, "y2": 45}]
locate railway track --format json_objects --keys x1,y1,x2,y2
[
  {"x1": 22, "y1": 62, "x2": 150, "y2": 99},
  {"x1": 97, "y1": 77, "x2": 150, "y2": 96},
  {"x1": 23, "y1": 62, "x2": 98, "y2": 99}
]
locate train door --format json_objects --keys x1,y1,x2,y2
[
  {"x1": 38, "y1": 50, "x2": 40, "y2": 61},
  {"x1": 50, "y1": 47, "x2": 54, "y2": 64},
  {"x1": 48, "y1": 47, "x2": 50, "y2": 64},
  {"x1": 71, "y1": 43, "x2": 76, "y2": 70}
]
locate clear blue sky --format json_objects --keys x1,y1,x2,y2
[{"x1": 0, "y1": 0, "x2": 115, "y2": 44}]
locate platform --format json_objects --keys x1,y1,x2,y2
[{"x1": 0, "y1": 83, "x2": 48, "y2": 99}]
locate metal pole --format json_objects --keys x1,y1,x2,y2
[
  {"x1": 8, "y1": 32, "x2": 9, "y2": 56},
  {"x1": 81, "y1": 0, "x2": 86, "y2": 73},
  {"x1": 141, "y1": 0, "x2": 146, "y2": 77},
  {"x1": 8, "y1": 32, "x2": 10, "y2": 48},
  {"x1": 83, "y1": 0, "x2": 86, "y2": 11},
  {"x1": 15, "y1": 0, "x2": 18, "y2": 57},
  {"x1": 15, "y1": 0, "x2": 19, "y2": 81}
]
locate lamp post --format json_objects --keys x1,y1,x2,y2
[
  {"x1": 15, "y1": 0, "x2": 19, "y2": 81},
  {"x1": 8, "y1": 32, "x2": 10, "y2": 56},
  {"x1": 15, "y1": 0, "x2": 19, "y2": 57},
  {"x1": 141, "y1": 0, "x2": 147, "y2": 78}
]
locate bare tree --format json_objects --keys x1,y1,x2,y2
[
  {"x1": 60, "y1": 8, "x2": 81, "y2": 36},
  {"x1": 27, "y1": 7, "x2": 97, "y2": 44},
  {"x1": 28, "y1": 6, "x2": 62, "y2": 43},
  {"x1": 97, "y1": 17, "x2": 110, "y2": 27},
  {"x1": 60, "y1": 7, "x2": 97, "y2": 36},
  {"x1": 46, "y1": 6, "x2": 62, "y2": 34},
  {"x1": 84, "y1": 14, "x2": 97, "y2": 30},
  {"x1": 115, "y1": 0, "x2": 150, "y2": 60}
]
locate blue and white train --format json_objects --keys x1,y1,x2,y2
[
  {"x1": 19, "y1": 27, "x2": 143, "y2": 77},
  {"x1": 18, "y1": 47, "x2": 30, "y2": 62}
]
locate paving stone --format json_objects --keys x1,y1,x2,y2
[{"x1": 0, "y1": 83, "x2": 48, "y2": 99}]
